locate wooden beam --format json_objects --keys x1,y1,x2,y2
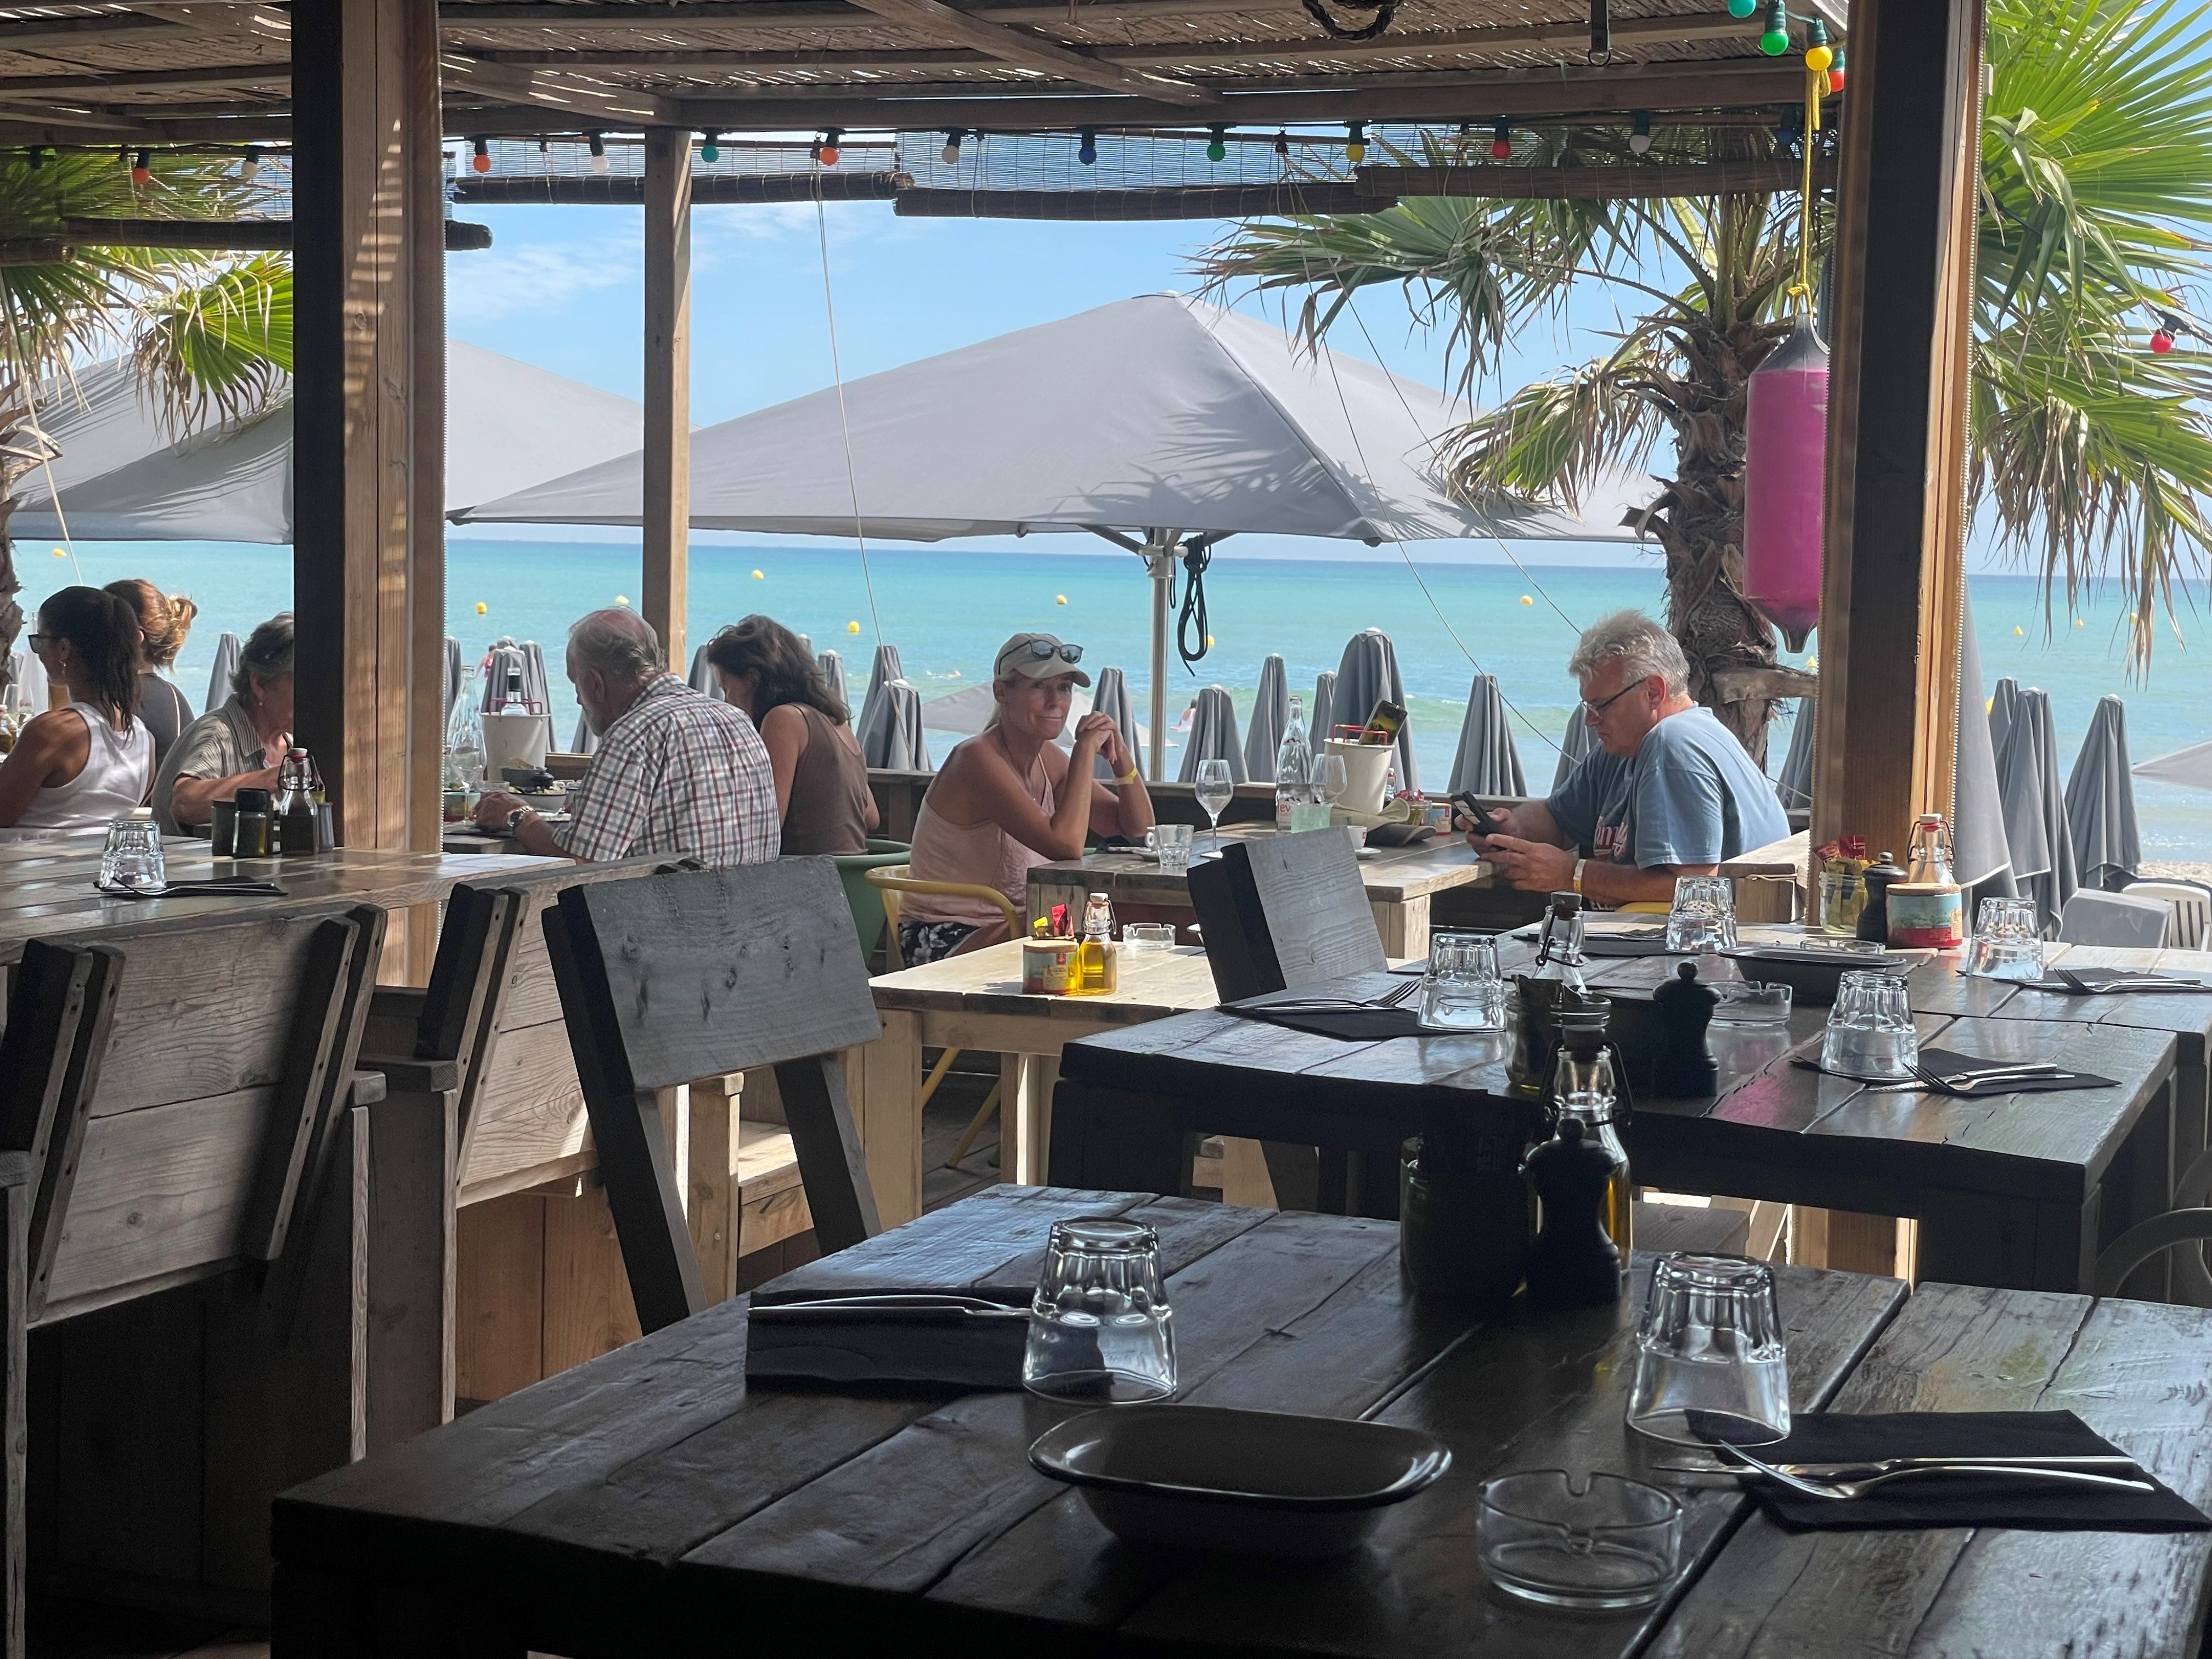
[
  {"x1": 642, "y1": 127, "x2": 691, "y2": 676},
  {"x1": 60, "y1": 216, "x2": 490, "y2": 250},
  {"x1": 0, "y1": 240, "x2": 70, "y2": 266},
  {"x1": 409, "y1": 0, "x2": 448, "y2": 986},
  {"x1": 294, "y1": 0, "x2": 420, "y2": 864},
  {"x1": 122, "y1": 1, "x2": 290, "y2": 46},
  {"x1": 0, "y1": 13, "x2": 175, "y2": 46},
  {"x1": 1812, "y1": 0, "x2": 1982, "y2": 854},
  {"x1": 835, "y1": 0, "x2": 1214, "y2": 103},
  {"x1": 455, "y1": 171, "x2": 902, "y2": 204},
  {"x1": 0, "y1": 64, "x2": 286, "y2": 96},
  {"x1": 896, "y1": 182, "x2": 1387, "y2": 217},
  {"x1": 438, "y1": 53, "x2": 681, "y2": 123},
  {"x1": 1357, "y1": 158, "x2": 1837, "y2": 200}
]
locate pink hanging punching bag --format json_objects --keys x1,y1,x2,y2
[{"x1": 1741, "y1": 314, "x2": 1829, "y2": 651}]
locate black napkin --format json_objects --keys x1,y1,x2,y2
[
  {"x1": 2022, "y1": 969, "x2": 2212, "y2": 996},
  {"x1": 746, "y1": 1285, "x2": 1034, "y2": 1389},
  {"x1": 1788, "y1": 1047, "x2": 2118, "y2": 1096},
  {"x1": 1701, "y1": 1410, "x2": 2210, "y2": 1532},
  {"x1": 1225, "y1": 1002, "x2": 1425, "y2": 1041}
]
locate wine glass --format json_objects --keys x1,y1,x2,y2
[
  {"x1": 1314, "y1": 753, "x2": 1347, "y2": 811},
  {"x1": 1195, "y1": 759, "x2": 1233, "y2": 855}
]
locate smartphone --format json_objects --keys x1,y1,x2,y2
[{"x1": 1449, "y1": 792, "x2": 1510, "y2": 837}]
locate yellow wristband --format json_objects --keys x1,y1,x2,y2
[
  {"x1": 1572, "y1": 857, "x2": 1587, "y2": 895},
  {"x1": 1117, "y1": 768, "x2": 1139, "y2": 785}
]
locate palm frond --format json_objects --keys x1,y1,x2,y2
[
  {"x1": 1441, "y1": 329, "x2": 1676, "y2": 512},
  {"x1": 129, "y1": 253, "x2": 292, "y2": 431}
]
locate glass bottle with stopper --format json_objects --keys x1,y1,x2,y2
[
  {"x1": 1523, "y1": 1039, "x2": 1626, "y2": 1310},
  {"x1": 1273, "y1": 695, "x2": 1311, "y2": 830},
  {"x1": 1508, "y1": 893, "x2": 1591, "y2": 1097},
  {"x1": 1550, "y1": 1012, "x2": 1632, "y2": 1256},
  {"x1": 1074, "y1": 891, "x2": 1118, "y2": 995}
]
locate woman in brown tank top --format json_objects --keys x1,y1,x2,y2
[{"x1": 707, "y1": 616, "x2": 878, "y2": 855}]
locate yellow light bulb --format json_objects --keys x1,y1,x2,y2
[
  {"x1": 475, "y1": 601, "x2": 488, "y2": 614},
  {"x1": 848, "y1": 620, "x2": 861, "y2": 633},
  {"x1": 1805, "y1": 42, "x2": 1832, "y2": 70}
]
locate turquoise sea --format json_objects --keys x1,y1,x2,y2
[{"x1": 20, "y1": 538, "x2": 2211, "y2": 857}]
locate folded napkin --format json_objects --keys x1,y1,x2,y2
[
  {"x1": 1225, "y1": 1001, "x2": 1425, "y2": 1041},
  {"x1": 1788, "y1": 1047, "x2": 2118, "y2": 1096},
  {"x1": 746, "y1": 1285, "x2": 1033, "y2": 1389},
  {"x1": 2022, "y1": 968, "x2": 2212, "y2": 997},
  {"x1": 1703, "y1": 1410, "x2": 2210, "y2": 1532}
]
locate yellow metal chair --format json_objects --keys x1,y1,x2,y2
[{"x1": 866, "y1": 865, "x2": 1022, "y2": 1170}]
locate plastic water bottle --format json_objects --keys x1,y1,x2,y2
[{"x1": 1274, "y1": 695, "x2": 1311, "y2": 829}]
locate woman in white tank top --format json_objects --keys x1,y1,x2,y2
[{"x1": 0, "y1": 587, "x2": 154, "y2": 834}]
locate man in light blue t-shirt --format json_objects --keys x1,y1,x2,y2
[{"x1": 1462, "y1": 611, "x2": 1789, "y2": 907}]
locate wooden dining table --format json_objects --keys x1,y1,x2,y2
[
  {"x1": 270, "y1": 1185, "x2": 2212, "y2": 1658},
  {"x1": 1029, "y1": 824, "x2": 1494, "y2": 956}
]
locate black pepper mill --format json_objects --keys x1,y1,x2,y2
[
  {"x1": 1650, "y1": 961, "x2": 1721, "y2": 1097},
  {"x1": 1858, "y1": 851, "x2": 1908, "y2": 944},
  {"x1": 1523, "y1": 1116, "x2": 1622, "y2": 1309}
]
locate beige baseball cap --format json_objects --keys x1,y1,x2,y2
[{"x1": 994, "y1": 632, "x2": 1090, "y2": 686}]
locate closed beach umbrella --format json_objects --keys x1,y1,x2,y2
[
  {"x1": 1178, "y1": 686, "x2": 1245, "y2": 783},
  {"x1": 2135, "y1": 738, "x2": 2212, "y2": 791},
  {"x1": 1952, "y1": 587, "x2": 2013, "y2": 895},
  {"x1": 1311, "y1": 670, "x2": 1336, "y2": 743},
  {"x1": 569, "y1": 709, "x2": 598, "y2": 757},
  {"x1": 1447, "y1": 673, "x2": 1526, "y2": 796},
  {"x1": 520, "y1": 641, "x2": 550, "y2": 710},
  {"x1": 687, "y1": 643, "x2": 727, "y2": 702},
  {"x1": 1244, "y1": 654, "x2": 1289, "y2": 782},
  {"x1": 2066, "y1": 695, "x2": 2140, "y2": 891},
  {"x1": 1331, "y1": 629, "x2": 1417, "y2": 792},
  {"x1": 856, "y1": 645, "x2": 904, "y2": 744},
  {"x1": 858, "y1": 678, "x2": 929, "y2": 770},
  {"x1": 442, "y1": 636, "x2": 464, "y2": 723},
  {"x1": 205, "y1": 630, "x2": 241, "y2": 713},
  {"x1": 1774, "y1": 698, "x2": 1815, "y2": 811},
  {"x1": 817, "y1": 650, "x2": 848, "y2": 713},
  {"x1": 1989, "y1": 679, "x2": 2053, "y2": 894},
  {"x1": 1092, "y1": 665, "x2": 1143, "y2": 780},
  {"x1": 2025, "y1": 688, "x2": 2080, "y2": 925},
  {"x1": 1552, "y1": 705, "x2": 1595, "y2": 792}
]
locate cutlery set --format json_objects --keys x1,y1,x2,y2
[
  {"x1": 1258, "y1": 979, "x2": 1423, "y2": 1014},
  {"x1": 1672, "y1": 1444, "x2": 2158, "y2": 1501}
]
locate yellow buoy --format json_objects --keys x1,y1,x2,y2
[
  {"x1": 1521, "y1": 595, "x2": 1536, "y2": 606},
  {"x1": 2075, "y1": 618, "x2": 2085, "y2": 628},
  {"x1": 51, "y1": 547, "x2": 66, "y2": 558},
  {"x1": 2014, "y1": 625, "x2": 2024, "y2": 636},
  {"x1": 1055, "y1": 594, "x2": 1068, "y2": 605},
  {"x1": 752, "y1": 568, "x2": 765, "y2": 580},
  {"x1": 847, "y1": 620, "x2": 861, "y2": 634},
  {"x1": 617, "y1": 594, "x2": 630, "y2": 606},
  {"x1": 1805, "y1": 654, "x2": 1819, "y2": 670},
  {"x1": 475, "y1": 601, "x2": 488, "y2": 614},
  {"x1": 1204, "y1": 634, "x2": 1216, "y2": 648}
]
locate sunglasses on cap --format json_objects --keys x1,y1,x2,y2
[{"x1": 1020, "y1": 640, "x2": 1084, "y2": 665}]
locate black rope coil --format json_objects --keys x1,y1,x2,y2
[
  {"x1": 1175, "y1": 539, "x2": 1211, "y2": 669},
  {"x1": 1299, "y1": 0, "x2": 1397, "y2": 41}
]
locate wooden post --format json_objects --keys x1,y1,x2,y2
[
  {"x1": 404, "y1": 0, "x2": 445, "y2": 984},
  {"x1": 294, "y1": 0, "x2": 427, "y2": 953},
  {"x1": 642, "y1": 128, "x2": 692, "y2": 671},
  {"x1": 1812, "y1": 0, "x2": 1984, "y2": 855}
]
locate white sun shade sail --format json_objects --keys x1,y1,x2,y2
[
  {"x1": 8, "y1": 340, "x2": 645, "y2": 542},
  {"x1": 461, "y1": 294, "x2": 1650, "y2": 545}
]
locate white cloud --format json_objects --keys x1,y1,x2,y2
[{"x1": 448, "y1": 228, "x2": 643, "y2": 323}]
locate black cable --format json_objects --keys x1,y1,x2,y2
[
  {"x1": 1176, "y1": 538, "x2": 1211, "y2": 669},
  {"x1": 1299, "y1": 0, "x2": 1396, "y2": 41}
]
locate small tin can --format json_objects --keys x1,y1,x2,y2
[
  {"x1": 1022, "y1": 936, "x2": 1077, "y2": 995},
  {"x1": 1886, "y1": 882, "x2": 1963, "y2": 950}
]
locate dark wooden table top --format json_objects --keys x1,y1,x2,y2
[
  {"x1": 272, "y1": 1188, "x2": 2212, "y2": 1658},
  {"x1": 0, "y1": 840, "x2": 563, "y2": 963}
]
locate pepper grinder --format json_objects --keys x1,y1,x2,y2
[
  {"x1": 1523, "y1": 1114, "x2": 1623, "y2": 1310},
  {"x1": 1650, "y1": 961, "x2": 1720, "y2": 1097},
  {"x1": 1858, "y1": 851, "x2": 1908, "y2": 944}
]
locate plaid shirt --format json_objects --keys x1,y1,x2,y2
[{"x1": 557, "y1": 675, "x2": 780, "y2": 866}]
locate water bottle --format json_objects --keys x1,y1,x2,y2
[
  {"x1": 1274, "y1": 695, "x2": 1311, "y2": 830},
  {"x1": 444, "y1": 668, "x2": 486, "y2": 789}
]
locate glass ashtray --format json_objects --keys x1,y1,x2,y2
[
  {"x1": 1121, "y1": 923, "x2": 1178, "y2": 953},
  {"x1": 1477, "y1": 1470, "x2": 1684, "y2": 1611},
  {"x1": 1712, "y1": 981, "x2": 1792, "y2": 1026}
]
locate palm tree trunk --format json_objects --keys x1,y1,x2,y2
[
  {"x1": 1648, "y1": 319, "x2": 1786, "y2": 768},
  {"x1": 0, "y1": 502, "x2": 19, "y2": 702}
]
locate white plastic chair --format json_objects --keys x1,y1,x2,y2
[
  {"x1": 2124, "y1": 880, "x2": 2212, "y2": 950},
  {"x1": 2058, "y1": 889, "x2": 2174, "y2": 949}
]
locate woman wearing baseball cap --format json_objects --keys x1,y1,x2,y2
[{"x1": 899, "y1": 631, "x2": 1153, "y2": 964}]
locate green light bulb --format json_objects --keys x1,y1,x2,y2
[
  {"x1": 1206, "y1": 141, "x2": 1226, "y2": 161},
  {"x1": 1760, "y1": 24, "x2": 1787, "y2": 50},
  {"x1": 1728, "y1": 0, "x2": 1756, "y2": 16}
]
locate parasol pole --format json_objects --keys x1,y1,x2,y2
[{"x1": 1144, "y1": 529, "x2": 1176, "y2": 783}]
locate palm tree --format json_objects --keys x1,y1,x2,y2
[
  {"x1": 0, "y1": 146, "x2": 291, "y2": 692},
  {"x1": 1197, "y1": 0, "x2": 2212, "y2": 764}
]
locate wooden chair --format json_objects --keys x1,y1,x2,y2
[
  {"x1": 544, "y1": 860, "x2": 884, "y2": 1333},
  {"x1": 0, "y1": 902, "x2": 415, "y2": 1616},
  {"x1": 866, "y1": 863, "x2": 1019, "y2": 1168}
]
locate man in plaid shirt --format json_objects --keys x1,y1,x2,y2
[{"x1": 474, "y1": 608, "x2": 779, "y2": 866}]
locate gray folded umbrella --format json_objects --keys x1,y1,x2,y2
[
  {"x1": 204, "y1": 631, "x2": 241, "y2": 714},
  {"x1": 1447, "y1": 672, "x2": 1526, "y2": 796},
  {"x1": 569, "y1": 709, "x2": 597, "y2": 757},
  {"x1": 687, "y1": 642, "x2": 727, "y2": 702},
  {"x1": 2066, "y1": 695, "x2": 2141, "y2": 891},
  {"x1": 817, "y1": 649, "x2": 849, "y2": 713},
  {"x1": 1244, "y1": 655, "x2": 1290, "y2": 782},
  {"x1": 2024, "y1": 687, "x2": 2080, "y2": 926},
  {"x1": 1092, "y1": 665, "x2": 1143, "y2": 781},
  {"x1": 1311, "y1": 670, "x2": 1336, "y2": 743},
  {"x1": 1331, "y1": 628, "x2": 1417, "y2": 791},
  {"x1": 1989, "y1": 677, "x2": 2053, "y2": 891},
  {"x1": 859, "y1": 677, "x2": 930, "y2": 770},
  {"x1": 1551, "y1": 704, "x2": 1595, "y2": 793},
  {"x1": 1774, "y1": 698, "x2": 1815, "y2": 811},
  {"x1": 856, "y1": 644, "x2": 905, "y2": 748},
  {"x1": 442, "y1": 636, "x2": 464, "y2": 724},
  {"x1": 1177, "y1": 685, "x2": 1247, "y2": 783},
  {"x1": 521, "y1": 641, "x2": 551, "y2": 711},
  {"x1": 480, "y1": 640, "x2": 528, "y2": 709},
  {"x1": 2135, "y1": 738, "x2": 2212, "y2": 791},
  {"x1": 1953, "y1": 586, "x2": 2014, "y2": 895}
]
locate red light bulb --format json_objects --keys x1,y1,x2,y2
[
  {"x1": 471, "y1": 151, "x2": 492, "y2": 174},
  {"x1": 1491, "y1": 138, "x2": 1511, "y2": 159},
  {"x1": 819, "y1": 144, "x2": 840, "y2": 167},
  {"x1": 2152, "y1": 329, "x2": 2176, "y2": 354}
]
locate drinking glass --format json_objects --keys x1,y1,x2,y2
[
  {"x1": 1625, "y1": 1253, "x2": 1791, "y2": 1448},
  {"x1": 1195, "y1": 760, "x2": 1233, "y2": 855},
  {"x1": 1664, "y1": 874, "x2": 1737, "y2": 953},
  {"x1": 1152, "y1": 822, "x2": 1193, "y2": 874},
  {"x1": 1965, "y1": 895, "x2": 2045, "y2": 981},
  {"x1": 1023, "y1": 1217, "x2": 1176, "y2": 1403},
  {"x1": 1417, "y1": 932, "x2": 1505, "y2": 1031},
  {"x1": 1477, "y1": 1471, "x2": 1684, "y2": 1611},
  {"x1": 1313, "y1": 752, "x2": 1348, "y2": 809},
  {"x1": 1819, "y1": 969, "x2": 1920, "y2": 1080},
  {"x1": 96, "y1": 815, "x2": 166, "y2": 892}
]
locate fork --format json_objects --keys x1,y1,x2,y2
[
  {"x1": 2058, "y1": 968, "x2": 2209, "y2": 994},
  {"x1": 1718, "y1": 1442, "x2": 2154, "y2": 1500},
  {"x1": 1261, "y1": 979, "x2": 1421, "y2": 1013}
]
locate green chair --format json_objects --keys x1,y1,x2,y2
[{"x1": 830, "y1": 839, "x2": 911, "y2": 963}]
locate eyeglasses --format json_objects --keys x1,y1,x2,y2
[
  {"x1": 1019, "y1": 639, "x2": 1083, "y2": 665},
  {"x1": 24, "y1": 634, "x2": 52, "y2": 651},
  {"x1": 1583, "y1": 675, "x2": 1650, "y2": 721}
]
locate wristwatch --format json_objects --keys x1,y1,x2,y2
[
  {"x1": 1572, "y1": 856, "x2": 1587, "y2": 896},
  {"x1": 504, "y1": 803, "x2": 538, "y2": 836}
]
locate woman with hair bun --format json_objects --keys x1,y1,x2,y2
[
  {"x1": 105, "y1": 578, "x2": 198, "y2": 765},
  {"x1": 0, "y1": 585, "x2": 153, "y2": 832}
]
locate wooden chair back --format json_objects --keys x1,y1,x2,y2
[
  {"x1": 1188, "y1": 828, "x2": 1386, "y2": 1001},
  {"x1": 865, "y1": 864, "x2": 1020, "y2": 970},
  {"x1": 544, "y1": 861, "x2": 884, "y2": 1333}
]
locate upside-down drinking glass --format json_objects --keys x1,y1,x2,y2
[
  {"x1": 1665, "y1": 874, "x2": 1738, "y2": 953},
  {"x1": 1819, "y1": 970, "x2": 1919, "y2": 1080},
  {"x1": 1023, "y1": 1217, "x2": 1176, "y2": 1403},
  {"x1": 1418, "y1": 932, "x2": 1505, "y2": 1031},
  {"x1": 1625, "y1": 1252, "x2": 1791, "y2": 1449},
  {"x1": 1965, "y1": 896, "x2": 2045, "y2": 981},
  {"x1": 97, "y1": 814, "x2": 166, "y2": 893}
]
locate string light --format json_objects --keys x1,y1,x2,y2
[
  {"x1": 25, "y1": 147, "x2": 42, "y2": 171},
  {"x1": 1273, "y1": 130, "x2": 1289, "y2": 157},
  {"x1": 1827, "y1": 44, "x2": 1846, "y2": 92},
  {"x1": 116, "y1": 143, "x2": 128, "y2": 168},
  {"x1": 1629, "y1": 110, "x2": 1653, "y2": 154},
  {"x1": 471, "y1": 136, "x2": 492, "y2": 174},
  {"x1": 1491, "y1": 119, "x2": 1511, "y2": 160},
  {"x1": 941, "y1": 129, "x2": 963, "y2": 166},
  {"x1": 588, "y1": 132, "x2": 609, "y2": 174},
  {"x1": 1205, "y1": 124, "x2": 1227, "y2": 163},
  {"x1": 2152, "y1": 310, "x2": 2188, "y2": 354},
  {"x1": 1804, "y1": 16, "x2": 1832, "y2": 71},
  {"x1": 1077, "y1": 126, "x2": 1097, "y2": 165},
  {"x1": 700, "y1": 129, "x2": 720, "y2": 163},
  {"x1": 1759, "y1": 0, "x2": 1789, "y2": 55},
  {"x1": 241, "y1": 144, "x2": 261, "y2": 182},
  {"x1": 1344, "y1": 120, "x2": 1366, "y2": 163},
  {"x1": 815, "y1": 128, "x2": 842, "y2": 166},
  {"x1": 130, "y1": 149, "x2": 151, "y2": 187},
  {"x1": 1728, "y1": 0, "x2": 1755, "y2": 15}
]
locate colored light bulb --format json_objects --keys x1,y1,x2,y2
[
  {"x1": 471, "y1": 137, "x2": 491, "y2": 174},
  {"x1": 130, "y1": 149, "x2": 150, "y2": 186},
  {"x1": 701, "y1": 130, "x2": 720, "y2": 163},
  {"x1": 1759, "y1": 0, "x2": 1788, "y2": 54},
  {"x1": 1629, "y1": 111, "x2": 1652, "y2": 154},
  {"x1": 2152, "y1": 329, "x2": 2176, "y2": 354},
  {"x1": 1491, "y1": 119, "x2": 1511, "y2": 160},
  {"x1": 241, "y1": 145, "x2": 261, "y2": 182},
  {"x1": 1828, "y1": 47, "x2": 1846, "y2": 91},
  {"x1": 1345, "y1": 121, "x2": 1365, "y2": 164},
  {"x1": 941, "y1": 131, "x2": 962, "y2": 166},
  {"x1": 1077, "y1": 126, "x2": 1097, "y2": 165},
  {"x1": 588, "y1": 133, "x2": 609, "y2": 174},
  {"x1": 818, "y1": 129, "x2": 841, "y2": 167},
  {"x1": 1206, "y1": 125, "x2": 1227, "y2": 163},
  {"x1": 1805, "y1": 16, "x2": 1831, "y2": 69},
  {"x1": 1728, "y1": 0, "x2": 1756, "y2": 16}
]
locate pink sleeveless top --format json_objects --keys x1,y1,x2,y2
[{"x1": 905, "y1": 740, "x2": 1056, "y2": 938}]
